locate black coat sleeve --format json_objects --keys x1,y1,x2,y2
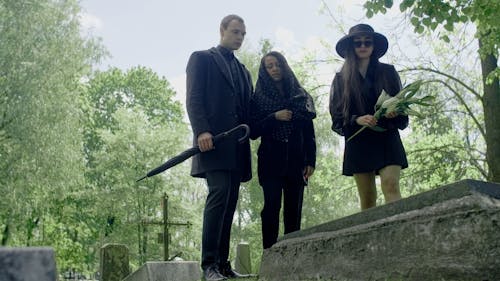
[
  {"x1": 249, "y1": 114, "x2": 280, "y2": 140},
  {"x1": 249, "y1": 96, "x2": 279, "y2": 140},
  {"x1": 329, "y1": 74, "x2": 346, "y2": 136},
  {"x1": 186, "y1": 51, "x2": 211, "y2": 138},
  {"x1": 303, "y1": 119, "x2": 316, "y2": 168}
]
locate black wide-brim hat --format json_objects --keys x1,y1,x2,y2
[{"x1": 336, "y1": 24, "x2": 388, "y2": 58}]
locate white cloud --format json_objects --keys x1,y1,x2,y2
[
  {"x1": 304, "y1": 36, "x2": 324, "y2": 53},
  {"x1": 79, "y1": 12, "x2": 103, "y2": 32},
  {"x1": 275, "y1": 27, "x2": 297, "y2": 50}
]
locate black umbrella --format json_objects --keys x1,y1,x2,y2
[{"x1": 137, "y1": 124, "x2": 250, "y2": 182}]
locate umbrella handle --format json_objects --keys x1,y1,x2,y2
[{"x1": 212, "y1": 124, "x2": 250, "y2": 144}]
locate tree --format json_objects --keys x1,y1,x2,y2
[
  {"x1": 363, "y1": 0, "x2": 500, "y2": 182},
  {"x1": 91, "y1": 107, "x2": 196, "y2": 267},
  {"x1": 0, "y1": 0, "x2": 109, "y2": 274},
  {"x1": 82, "y1": 67, "x2": 200, "y2": 269},
  {"x1": 0, "y1": 0, "x2": 104, "y2": 258},
  {"x1": 83, "y1": 66, "x2": 182, "y2": 168}
]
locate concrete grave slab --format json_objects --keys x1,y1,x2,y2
[
  {"x1": 123, "y1": 261, "x2": 200, "y2": 281},
  {"x1": 259, "y1": 179, "x2": 500, "y2": 281}
]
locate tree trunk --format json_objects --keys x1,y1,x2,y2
[
  {"x1": 1, "y1": 223, "x2": 9, "y2": 245},
  {"x1": 479, "y1": 40, "x2": 500, "y2": 183},
  {"x1": 142, "y1": 225, "x2": 148, "y2": 264}
]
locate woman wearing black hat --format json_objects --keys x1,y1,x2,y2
[
  {"x1": 251, "y1": 51, "x2": 316, "y2": 248},
  {"x1": 329, "y1": 24, "x2": 408, "y2": 210}
]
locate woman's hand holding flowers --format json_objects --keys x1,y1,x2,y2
[
  {"x1": 384, "y1": 112, "x2": 398, "y2": 118},
  {"x1": 356, "y1": 115, "x2": 378, "y2": 127},
  {"x1": 347, "y1": 80, "x2": 434, "y2": 142}
]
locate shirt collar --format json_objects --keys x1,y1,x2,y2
[{"x1": 217, "y1": 45, "x2": 235, "y2": 61}]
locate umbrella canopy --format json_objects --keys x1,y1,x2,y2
[{"x1": 137, "y1": 124, "x2": 250, "y2": 182}]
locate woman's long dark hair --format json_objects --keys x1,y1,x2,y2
[
  {"x1": 252, "y1": 51, "x2": 316, "y2": 140},
  {"x1": 258, "y1": 51, "x2": 297, "y2": 96},
  {"x1": 340, "y1": 40, "x2": 378, "y2": 125}
]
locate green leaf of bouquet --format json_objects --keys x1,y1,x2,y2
[
  {"x1": 374, "y1": 108, "x2": 386, "y2": 119},
  {"x1": 370, "y1": 126, "x2": 387, "y2": 132},
  {"x1": 405, "y1": 108, "x2": 423, "y2": 117}
]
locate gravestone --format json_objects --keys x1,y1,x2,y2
[
  {"x1": 259, "y1": 179, "x2": 500, "y2": 281},
  {"x1": 0, "y1": 247, "x2": 57, "y2": 281},
  {"x1": 122, "y1": 261, "x2": 200, "y2": 281},
  {"x1": 99, "y1": 243, "x2": 129, "y2": 281},
  {"x1": 234, "y1": 242, "x2": 252, "y2": 274}
]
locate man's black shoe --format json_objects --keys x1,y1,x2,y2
[
  {"x1": 203, "y1": 264, "x2": 227, "y2": 281},
  {"x1": 220, "y1": 262, "x2": 250, "y2": 278}
]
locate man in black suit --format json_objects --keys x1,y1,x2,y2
[{"x1": 186, "y1": 14, "x2": 253, "y2": 281}]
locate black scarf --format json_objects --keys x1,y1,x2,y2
[{"x1": 251, "y1": 62, "x2": 316, "y2": 141}]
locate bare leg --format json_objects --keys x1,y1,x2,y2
[
  {"x1": 379, "y1": 165, "x2": 402, "y2": 203},
  {"x1": 353, "y1": 172, "x2": 376, "y2": 210}
]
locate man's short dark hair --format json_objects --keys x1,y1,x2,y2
[{"x1": 220, "y1": 14, "x2": 244, "y2": 30}]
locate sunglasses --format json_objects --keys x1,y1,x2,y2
[{"x1": 353, "y1": 40, "x2": 373, "y2": 48}]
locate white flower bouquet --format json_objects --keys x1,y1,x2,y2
[{"x1": 347, "y1": 80, "x2": 434, "y2": 142}]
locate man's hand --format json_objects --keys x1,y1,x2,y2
[
  {"x1": 197, "y1": 132, "x2": 214, "y2": 152},
  {"x1": 303, "y1": 165, "x2": 314, "y2": 180}
]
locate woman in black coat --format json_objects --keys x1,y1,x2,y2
[
  {"x1": 250, "y1": 51, "x2": 316, "y2": 249},
  {"x1": 329, "y1": 24, "x2": 408, "y2": 210}
]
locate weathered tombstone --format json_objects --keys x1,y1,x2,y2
[
  {"x1": 259, "y1": 179, "x2": 500, "y2": 281},
  {"x1": 0, "y1": 247, "x2": 57, "y2": 281},
  {"x1": 122, "y1": 261, "x2": 200, "y2": 281},
  {"x1": 99, "y1": 243, "x2": 129, "y2": 281},
  {"x1": 234, "y1": 242, "x2": 252, "y2": 274}
]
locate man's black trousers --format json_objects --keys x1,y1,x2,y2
[{"x1": 201, "y1": 170, "x2": 240, "y2": 270}]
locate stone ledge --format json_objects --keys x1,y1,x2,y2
[
  {"x1": 260, "y1": 179, "x2": 500, "y2": 281},
  {"x1": 123, "y1": 261, "x2": 200, "y2": 281},
  {"x1": 282, "y1": 179, "x2": 500, "y2": 241}
]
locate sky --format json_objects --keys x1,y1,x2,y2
[{"x1": 79, "y1": 0, "x2": 402, "y2": 101}]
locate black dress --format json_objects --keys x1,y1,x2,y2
[{"x1": 329, "y1": 61, "x2": 408, "y2": 176}]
